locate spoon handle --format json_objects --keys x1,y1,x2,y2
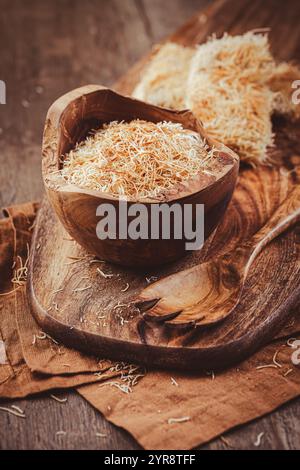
[{"x1": 243, "y1": 186, "x2": 300, "y2": 278}]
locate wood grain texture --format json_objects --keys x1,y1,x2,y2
[
  {"x1": 0, "y1": 0, "x2": 300, "y2": 451},
  {"x1": 28, "y1": 187, "x2": 300, "y2": 370},
  {"x1": 29, "y1": 0, "x2": 300, "y2": 370},
  {"x1": 138, "y1": 186, "x2": 300, "y2": 327}
]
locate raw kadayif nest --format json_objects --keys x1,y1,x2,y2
[{"x1": 132, "y1": 32, "x2": 300, "y2": 165}]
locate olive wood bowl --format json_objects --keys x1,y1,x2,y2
[{"x1": 42, "y1": 85, "x2": 239, "y2": 267}]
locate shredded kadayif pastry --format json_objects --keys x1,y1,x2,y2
[
  {"x1": 132, "y1": 43, "x2": 194, "y2": 110},
  {"x1": 61, "y1": 120, "x2": 216, "y2": 199},
  {"x1": 133, "y1": 35, "x2": 300, "y2": 165},
  {"x1": 186, "y1": 32, "x2": 276, "y2": 164}
]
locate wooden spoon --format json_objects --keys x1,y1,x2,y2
[{"x1": 136, "y1": 186, "x2": 300, "y2": 328}]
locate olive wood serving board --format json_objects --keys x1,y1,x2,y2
[{"x1": 28, "y1": 0, "x2": 300, "y2": 370}]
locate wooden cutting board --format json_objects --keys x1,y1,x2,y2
[{"x1": 28, "y1": 0, "x2": 300, "y2": 370}]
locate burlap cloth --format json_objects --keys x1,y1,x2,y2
[{"x1": 0, "y1": 202, "x2": 299, "y2": 449}]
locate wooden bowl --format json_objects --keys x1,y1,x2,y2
[{"x1": 42, "y1": 85, "x2": 239, "y2": 267}]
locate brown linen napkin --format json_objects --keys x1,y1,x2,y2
[
  {"x1": 0, "y1": 285, "x2": 125, "y2": 399},
  {"x1": 78, "y1": 337, "x2": 300, "y2": 450},
  {"x1": 1, "y1": 202, "x2": 300, "y2": 449},
  {"x1": 0, "y1": 203, "x2": 121, "y2": 399}
]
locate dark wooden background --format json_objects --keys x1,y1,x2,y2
[{"x1": 0, "y1": 0, "x2": 299, "y2": 450}]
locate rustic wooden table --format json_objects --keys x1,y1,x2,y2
[{"x1": 0, "y1": 0, "x2": 299, "y2": 450}]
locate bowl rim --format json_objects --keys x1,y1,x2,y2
[{"x1": 42, "y1": 85, "x2": 240, "y2": 204}]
